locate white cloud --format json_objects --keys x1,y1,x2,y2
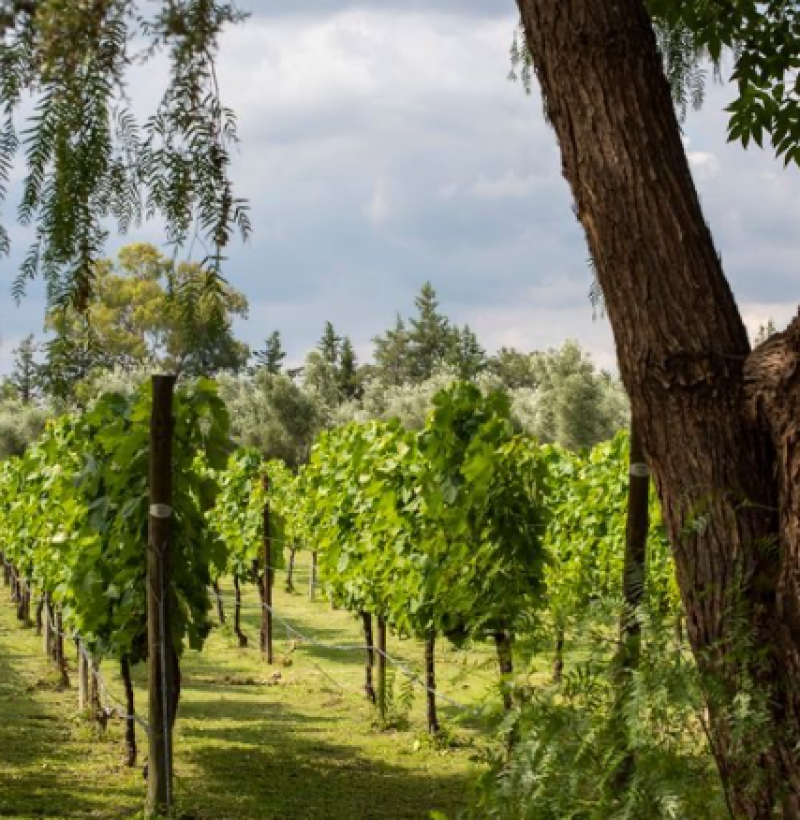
[
  {"x1": 468, "y1": 171, "x2": 539, "y2": 200},
  {"x1": 688, "y1": 151, "x2": 721, "y2": 179},
  {"x1": 367, "y1": 177, "x2": 390, "y2": 225}
]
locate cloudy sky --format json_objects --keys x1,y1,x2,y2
[{"x1": 0, "y1": 0, "x2": 798, "y2": 373}]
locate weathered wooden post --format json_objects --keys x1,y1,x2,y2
[
  {"x1": 261, "y1": 474, "x2": 274, "y2": 664},
  {"x1": 425, "y1": 632, "x2": 439, "y2": 735},
  {"x1": 147, "y1": 374, "x2": 176, "y2": 816},
  {"x1": 377, "y1": 617, "x2": 387, "y2": 721}
]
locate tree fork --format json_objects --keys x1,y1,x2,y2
[{"x1": 515, "y1": 0, "x2": 800, "y2": 813}]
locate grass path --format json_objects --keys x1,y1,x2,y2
[{"x1": 0, "y1": 568, "x2": 496, "y2": 820}]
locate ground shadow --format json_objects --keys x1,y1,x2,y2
[{"x1": 177, "y1": 693, "x2": 473, "y2": 820}]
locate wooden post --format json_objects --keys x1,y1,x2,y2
[
  {"x1": 147, "y1": 374, "x2": 176, "y2": 816},
  {"x1": 425, "y1": 632, "x2": 439, "y2": 735},
  {"x1": 261, "y1": 475, "x2": 273, "y2": 664},
  {"x1": 121, "y1": 656, "x2": 137, "y2": 767},
  {"x1": 377, "y1": 617, "x2": 387, "y2": 721}
]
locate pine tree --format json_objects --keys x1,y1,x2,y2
[
  {"x1": 252, "y1": 331, "x2": 286, "y2": 375},
  {"x1": 9, "y1": 335, "x2": 41, "y2": 404},
  {"x1": 338, "y1": 337, "x2": 361, "y2": 399},
  {"x1": 373, "y1": 315, "x2": 412, "y2": 386},
  {"x1": 318, "y1": 322, "x2": 342, "y2": 366},
  {"x1": 407, "y1": 283, "x2": 457, "y2": 382},
  {"x1": 753, "y1": 318, "x2": 777, "y2": 347},
  {"x1": 451, "y1": 324, "x2": 486, "y2": 380}
]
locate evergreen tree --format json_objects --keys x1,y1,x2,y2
[
  {"x1": 8, "y1": 335, "x2": 41, "y2": 404},
  {"x1": 338, "y1": 337, "x2": 361, "y2": 399},
  {"x1": 407, "y1": 283, "x2": 458, "y2": 382},
  {"x1": 373, "y1": 315, "x2": 412, "y2": 386},
  {"x1": 318, "y1": 322, "x2": 342, "y2": 366},
  {"x1": 252, "y1": 331, "x2": 286, "y2": 375},
  {"x1": 451, "y1": 324, "x2": 486, "y2": 381},
  {"x1": 754, "y1": 318, "x2": 778, "y2": 347}
]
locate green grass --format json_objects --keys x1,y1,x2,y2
[{"x1": 0, "y1": 566, "x2": 498, "y2": 820}]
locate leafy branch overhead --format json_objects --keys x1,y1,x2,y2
[{"x1": 0, "y1": 0, "x2": 250, "y2": 309}]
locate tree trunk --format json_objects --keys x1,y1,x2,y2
[
  {"x1": 285, "y1": 546, "x2": 297, "y2": 593},
  {"x1": 77, "y1": 640, "x2": 89, "y2": 712},
  {"x1": 493, "y1": 630, "x2": 514, "y2": 712},
  {"x1": 212, "y1": 580, "x2": 225, "y2": 624},
  {"x1": 121, "y1": 656, "x2": 137, "y2": 767},
  {"x1": 376, "y1": 617, "x2": 387, "y2": 722},
  {"x1": 425, "y1": 632, "x2": 439, "y2": 735},
  {"x1": 516, "y1": 1, "x2": 800, "y2": 814},
  {"x1": 16, "y1": 580, "x2": 30, "y2": 625},
  {"x1": 233, "y1": 575, "x2": 248, "y2": 648},
  {"x1": 361, "y1": 612, "x2": 376, "y2": 704},
  {"x1": 309, "y1": 552, "x2": 318, "y2": 601},
  {"x1": 54, "y1": 609, "x2": 69, "y2": 687},
  {"x1": 552, "y1": 625, "x2": 565, "y2": 684},
  {"x1": 35, "y1": 595, "x2": 43, "y2": 636},
  {"x1": 42, "y1": 594, "x2": 52, "y2": 655}
]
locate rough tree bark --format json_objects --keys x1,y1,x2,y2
[{"x1": 515, "y1": 1, "x2": 800, "y2": 815}]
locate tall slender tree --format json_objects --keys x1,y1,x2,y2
[
  {"x1": 252, "y1": 331, "x2": 286, "y2": 375},
  {"x1": 407, "y1": 283, "x2": 457, "y2": 382},
  {"x1": 8, "y1": 335, "x2": 40, "y2": 404},
  {"x1": 317, "y1": 322, "x2": 342, "y2": 366},
  {"x1": 338, "y1": 337, "x2": 361, "y2": 400},
  {"x1": 373, "y1": 315, "x2": 413, "y2": 386}
]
